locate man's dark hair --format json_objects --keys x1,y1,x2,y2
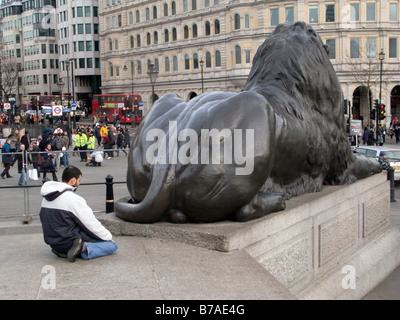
[{"x1": 62, "y1": 166, "x2": 82, "y2": 183}]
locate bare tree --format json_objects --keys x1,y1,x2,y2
[{"x1": 0, "y1": 54, "x2": 20, "y2": 101}]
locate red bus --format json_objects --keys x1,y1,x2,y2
[
  {"x1": 92, "y1": 94, "x2": 143, "y2": 124},
  {"x1": 22, "y1": 95, "x2": 72, "y2": 109}
]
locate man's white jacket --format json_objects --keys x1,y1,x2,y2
[{"x1": 40, "y1": 181, "x2": 112, "y2": 253}]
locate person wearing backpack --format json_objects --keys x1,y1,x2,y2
[{"x1": 51, "y1": 132, "x2": 63, "y2": 169}]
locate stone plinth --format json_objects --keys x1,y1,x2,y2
[{"x1": 98, "y1": 172, "x2": 400, "y2": 299}]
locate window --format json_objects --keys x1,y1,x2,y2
[
  {"x1": 87, "y1": 58, "x2": 93, "y2": 68},
  {"x1": 146, "y1": 7, "x2": 150, "y2": 20},
  {"x1": 285, "y1": 7, "x2": 294, "y2": 23},
  {"x1": 94, "y1": 24, "x2": 99, "y2": 34},
  {"x1": 109, "y1": 63, "x2": 113, "y2": 76},
  {"x1": 326, "y1": 39, "x2": 336, "y2": 59},
  {"x1": 77, "y1": 6, "x2": 83, "y2": 17},
  {"x1": 172, "y1": 28, "x2": 177, "y2": 41},
  {"x1": 164, "y1": 3, "x2": 168, "y2": 16},
  {"x1": 205, "y1": 0, "x2": 209, "y2": 8},
  {"x1": 136, "y1": 10, "x2": 140, "y2": 22},
  {"x1": 85, "y1": 6, "x2": 90, "y2": 17},
  {"x1": 164, "y1": 29, "x2": 169, "y2": 42},
  {"x1": 350, "y1": 38, "x2": 360, "y2": 58},
  {"x1": 78, "y1": 41, "x2": 84, "y2": 51},
  {"x1": 192, "y1": 0, "x2": 197, "y2": 10},
  {"x1": 350, "y1": 3, "x2": 360, "y2": 22},
  {"x1": 41, "y1": 44, "x2": 46, "y2": 53},
  {"x1": 389, "y1": 38, "x2": 397, "y2": 58},
  {"x1": 95, "y1": 58, "x2": 100, "y2": 68},
  {"x1": 185, "y1": 54, "x2": 190, "y2": 70},
  {"x1": 326, "y1": 4, "x2": 335, "y2": 22},
  {"x1": 206, "y1": 51, "x2": 211, "y2": 67},
  {"x1": 118, "y1": 14, "x2": 122, "y2": 27},
  {"x1": 108, "y1": 38, "x2": 112, "y2": 50},
  {"x1": 390, "y1": 3, "x2": 398, "y2": 21},
  {"x1": 153, "y1": 6, "x2": 157, "y2": 19},
  {"x1": 366, "y1": 3, "x2": 375, "y2": 21},
  {"x1": 129, "y1": 12, "x2": 133, "y2": 24},
  {"x1": 165, "y1": 57, "x2": 170, "y2": 72},
  {"x1": 192, "y1": 24, "x2": 198, "y2": 38},
  {"x1": 183, "y1": 0, "x2": 188, "y2": 12},
  {"x1": 130, "y1": 35, "x2": 134, "y2": 48},
  {"x1": 116, "y1": 66, "x2": 120, "y2": 76},
  {"x1": 235, "y1": 45, "x2": 241, "y2": 64},
  {"x1": 95, "y1": 41, "x2": 99, "y2": 51},
  {"x1": 154, "y1": 31, "x2": 158, "y2": 44},
  {"x1": 193, "y1": 53, "x2": 199, "y2": 69},
  {"x1": 173, "y1": 56, "x2": 178, "y2": 71},
  {"x1": 79, "y1": 58, "x2": 85, "y2": 68},
  {"x1": 93, "y1": 6, "x2": 98, "y2": 17},
  {"x1": 85, "y1": 23, "x2": 91, "y2": 34},
  {"x1": 309, "y1": 5, "x2": 318, "y2": 23},
  {"x1": 137, "y1": 35, "x2": 141, "y2": 47},
  {"x1": 215, "y1": 19, "x2": 220, "y2": 34},
  {"x1": 78, "y1": 24, "x2": 84, "y2": 34},
  {"x1": 172, "y1": 1, "x2": 176, "y2": 15},
  {"x1": 86, "y1": 41, "x2": 92, "y2": 51},
  {"x1": 42, "y1": 59, "x2": 47, "y2": 69},
  {"x1": 215, "y1": 50, "x2": 221, "y2": 67},
  {"x1": 245, "y1": 14, "x2": 250, "y2": 28},
  {"x1": 270, "y1": 8, "x2": 279, "y2": 26},
  {"x1": 366, "y1": 38, "x2": 376, "y2": 58},
  {"x1": 147, "y1": 33, "x2": 151, "y2": 45},
  {"x1": 245, "y1": 50, "x2": 251, "y2": 63},
  {"x1": 234, "y1": 13, "x2": 240, "y2": 29},
  {"x1": 114, "y1": 39, "x2": 119, "y2": 50},
  {"x1": 205, "y1": 21, "x2": 210, "y2": 35},
  {"x1": 184, "y1": 25, "x2": 189, "y2": 39}
]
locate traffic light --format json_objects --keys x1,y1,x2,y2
[
  {"x1": 30, "y1": 97, "x2": 36, "y2": 110},
  {"x1": 370, "y1": 108, "x2": 376, "y2": 120},
  {"x1": 124, "y1": 96, "x2": 131, "y2": 109},
  {"x1": 379, "y1": 104, "x2": 386, "y2": 120},
  {"x1": 343, "y1": 99, "x2": 349, "y2": 114},
  {"x1": 374, "y1": 99, "x2": 379, "y2": 109}
]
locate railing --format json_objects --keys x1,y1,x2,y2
[{"x1": 0, "y1": 148, "x2": 128, "y2": 223}]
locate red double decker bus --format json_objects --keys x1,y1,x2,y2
[{"x1": 92, "y1": 94, "x2": 143, "y2": 124}]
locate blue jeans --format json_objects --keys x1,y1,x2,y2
[
  {"x1": 62, "y1": 152, "x2": 69, "y2": 166},
  {"x1": 18, "y1": 168, "x2": 27, "y2": 186},
  {"x1": 81, "y1": 240, "x2": 118, "y2": 260}
]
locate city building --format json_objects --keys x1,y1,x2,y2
[{"x1": 100, "y1": 0, "x2": 400, "y2": 127}]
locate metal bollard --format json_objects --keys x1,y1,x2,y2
[
  {"x1": 105, "y1": 174, "x2": 114, "y2": 213},
  {"x1": 387, "y1": 167, "x2": 396, "y2": 203}
]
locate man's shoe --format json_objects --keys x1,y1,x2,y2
[
  {"x1": 7, "y1": 175, "x2": 13, "y2": 178},
  {"x1": 1, "y1": 174, "x2": 5, "y2": 179},
  {"x1": 67, "y1": 237, "x2": 84, "y2": 263},
  {"x1": 51, "y1": 249, "x2": 67, "y2": 258}
]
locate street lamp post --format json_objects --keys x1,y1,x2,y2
[
  {"x1": 69, "y1": 59, "x2": 76, "y2": 129},
  {"x1": 57, "y1": 79, "x2": 65, "y2": 126},
  {"x1": 147, "y1": 63, "x2": 158, "y2": 105},
  {"x1": 377, "y1": 49, "x2": 385, "y2": 145},
  {"x1": 200, "y1": 58, "x2": 204, "y2": 93}
]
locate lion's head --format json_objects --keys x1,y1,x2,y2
[{"x1": 245, "y1": 21, "x2": 343, "y2": 125}]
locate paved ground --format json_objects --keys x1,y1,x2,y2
[{"x1": 0, "y1": 128, "x2": 399, "y2": 302}]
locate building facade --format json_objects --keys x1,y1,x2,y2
[{"x1": 100, "y1": 0, "x2": 400, "y2": 127}]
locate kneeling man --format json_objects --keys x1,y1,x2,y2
[{"x1": 40, "y1": 165, "x2": 118, "y2": 262}]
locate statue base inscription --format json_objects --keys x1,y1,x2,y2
[{"x1": 99, "y1": 172, "x2": 400, "y2": 299}]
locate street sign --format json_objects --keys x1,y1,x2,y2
[
  {"x1": 4, "y1": 103, "x2": 11, "y2": 110},
  {"x1": 8, "y1": 98, "x2": 15, "y2": 102},
  {"x1": 53, "y1": 105, "x2": 63, "y2": 117},
  {"x1": 350, "y1": 119, "x2": 362, "y2": 136},
  {"x1": 139, "y1": 102, "x2": 144, "y2": 107},
  {"x1": 63, "y1": 108, "x2": 71, "y2": 113}
]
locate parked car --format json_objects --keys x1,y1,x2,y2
[{"x1": 354, "y1": 146, "x2": 400, "y2": 181}]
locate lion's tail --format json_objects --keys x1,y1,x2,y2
[{"x1": 114, "y1": 164, "x2": 174, "y2": 223}]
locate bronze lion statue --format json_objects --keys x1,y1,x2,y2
[{"x1": 115, "y1": 21, "x2": 381, "y2": 223}]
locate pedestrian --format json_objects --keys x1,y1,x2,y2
[
  {"x1": 39, "y1": 165, "x2": 118, "y2": 262},
  {"x1": 94, "y1": 124, "x2": 101, "y2": 147},
  {"x1": 17, "y1": 144, "x2": 28, "y2": 186},
  {"x1": 86, "y1": 150, "x2": 104, "y2": 167},
  {"x1": 87, "y1": 132, "x2": 95, "y2": 153},
  {"x1": 362, "y1": 126, "x2": 370, "y2": 145},
  {"x1": 75, "y1": 129, "x2": 88, "y2": 162},
  {"x1": 39, "y1": 143, "x2": 58, "y2": 181},
  {"x1": 29, "y1": 141, "x2": 40, "y2": 178},
  {"x1": 20, "y1": 130, "x2": 31, "y2": 150},
  {"x1": 61, "y1": 131, "x2": 69, "y2": 167},
  {"x1": 1, "y1": 138, "x2": 14, "y2": 179},
  {"x1": 51, "y1": 132, "x2": 63, "y2": 168},
  {"x1": 116, "y1": 128, "x2": 127, "y2": 156},
  {"x1": 124, "y1": 128, "x2": 130, "y2": 149},
  {"x1": 395, "y1": 125, "x2": 400, "y2": 143}
]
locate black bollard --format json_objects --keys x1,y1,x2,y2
[
  {"x1": 387, "y1": 167, "x2": 396, "y2": 203},
  {"x1": 105, "y1": 174, "x2": 114, "y2": 213}
]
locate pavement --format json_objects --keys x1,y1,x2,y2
[{"x1": 0, "y1": 131, "x2": 399, "y2": 302}]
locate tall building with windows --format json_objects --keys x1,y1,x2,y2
[
  {"x1": 100, "y1": 0, "x2": 400, "y2": 126},
  {"x1": 56, "y1": 0, "x2": 101, "y2": 108},
  {"x1": 0, "y1": 0, "x2": 59, "y2": 106}
]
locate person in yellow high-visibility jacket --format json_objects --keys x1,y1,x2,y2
[
  {"x1": 87, "y1": 133, "x2": 95, "y2": 152},
  {"x1": 74, "y1": 130, "x2": 88, "y2": 162}
]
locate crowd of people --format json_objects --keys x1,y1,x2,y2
[
  {"x1": 1, "y1": 121, "x2": 131, "y2": 185},
  {"x1": 361, "y1": 123, "x2": 400, "y2": 146}
]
